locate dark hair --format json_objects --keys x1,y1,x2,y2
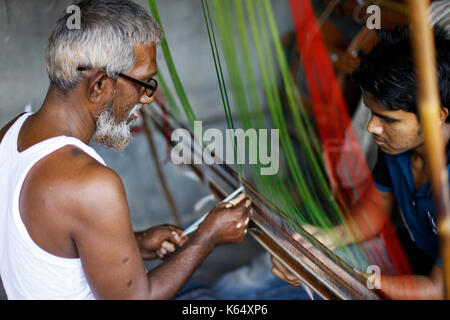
[{"x1": 353, "y1": 26, "x2": 450, "y2": 122}]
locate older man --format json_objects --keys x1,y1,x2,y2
[{"x1": 0, "y1": 0, "x2": 250, "y2": 300}]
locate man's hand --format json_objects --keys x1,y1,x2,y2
[
  {"x1": 298, "y1": 224, "x2": 339, "y2": 251},
  {"x1": 270, "y1": 225, "x2": 339, "y2": 288},
  {"x1": 195, "y1": 193, "x2": 252, "y2": 246},
  {"x1": 136, "y1": 225, "x2": 188, "y2": 260},
  {"x1": 270, "y1": 255, "x2": 303, "y2": 286}
]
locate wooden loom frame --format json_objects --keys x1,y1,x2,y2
[
  {"x1": 139, "y1": 0, "x2": 450, "y2": 300},
  {"x1": 142, "y1": 105, "x2": 381, "y2": 300}
]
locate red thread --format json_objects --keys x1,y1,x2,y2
[{"x1": 289, "y1": 0, "x2": 412, "y2": 275}]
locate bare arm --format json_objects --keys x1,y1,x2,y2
[
  {"x1": 146, "y1": 230, "x2": 215, "y2": 298},
  {"x1": 272, "y1": 253, "x2": 444, "y2": 300},
  {"x1": 271, "y1": 186, "x2": 397, "y2": 288},
  {"x1": 71, "y1": 166, "x2": 250, "y2": 299},
  {"x1": 303, "y1": 185, "x2": 394, "y2": 249},
  {"x1": 377, "y1": 264, "x2": 444, "y2": 300},
  {"x1": 334, "y1": 185, "x2": 394, "y2": 245},
  {"x1": 71, "y1": 167, "x2": 150, "y2": 299},
  {"x1": 134, "y1": 225, "x2": 187, "y2": 260}
]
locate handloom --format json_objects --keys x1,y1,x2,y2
[{"x1": 143, "y1": 0, "x2": 450, "y2": 299}]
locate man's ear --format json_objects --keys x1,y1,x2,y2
[
  {"x1": 87, "y1": 71, "x2": 115, "y2": 105},
  {"x1": 440, "y1": 107, "x2": 449, "y2": 123}
]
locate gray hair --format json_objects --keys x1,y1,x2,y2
[{"x1": 45, "y1": 0, "x2": 163, "y2": 91}]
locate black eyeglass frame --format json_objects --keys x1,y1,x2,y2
[{"x1": 77, "y1": 67, "x2": 158, "y2": 98}]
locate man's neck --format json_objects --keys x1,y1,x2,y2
[
  {"x1": 411, "y1": 122, "x2": 450, "y2": 175},
  {"x1": 34, "y1": 85, "x2": 96, "y2": 145}
]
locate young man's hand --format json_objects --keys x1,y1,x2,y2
[
  {"x1": 270, "y1": 224, "x2": 341, "y2": 287},
  {"x1": 296, "y1": 224, "x2": 339, "y2": 251},
  {"x1": 136, "y1": 225, "x2": 188, "y2": 260},
  {"x1": 270, "y1": 255, "x2": 303, "y2": 286}
]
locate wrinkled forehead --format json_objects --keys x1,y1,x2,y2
[{"x1": 129, "y1": 43, "x2": 157, "y2": 78}]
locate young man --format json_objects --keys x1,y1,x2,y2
[
  {"x1": 0, "y1": 0, "x2": 251, "y2": 299},
  {"x1": 271, "y1": 26, "x2": 450, "y2": 300}
]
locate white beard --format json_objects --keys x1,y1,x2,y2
[
  {"x1": 94, "y1": 103, "x2": 142, "y2": 151},
  {"x1": 127, "y1": 104, "x2": 143, "y2": 122}
]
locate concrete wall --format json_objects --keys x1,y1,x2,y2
[{"x1": 0, "y1": 0, "x2": 293, "y2": 230}]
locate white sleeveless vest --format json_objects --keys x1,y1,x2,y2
[{"x1": 0, "y1": 113, "x2": 106, "y2": 300}]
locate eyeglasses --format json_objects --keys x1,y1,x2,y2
[
  {"x1": 118, "y1": 73, "x2": 158, "y2": 98},
  {"x1": 77, "y1": 67, "x2": 158, "y2": 98}
]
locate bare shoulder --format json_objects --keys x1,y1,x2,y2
[
  {"x1": 54, "y1": 146, "x2": 129, "y2": 218},
  {"x1": 69, "y1": 149, "x2": 129, "y2": 219},
  {"x1": 67, "y1": 151, "x2": 131, "y2": 237},
  {"x1": 22, "y1": 144, "x2": 130, "y2": 237}
]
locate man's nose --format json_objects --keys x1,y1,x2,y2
[
  {"x1": 140, "y1": 94, "x2": 154, "y2": 105},
  {"x1": 367, "y1": 116, "x2": 383, "y2": 135}
]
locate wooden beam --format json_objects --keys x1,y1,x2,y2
[{"x1": 407, "y1": 0, "x2": 450, "y2": 299}]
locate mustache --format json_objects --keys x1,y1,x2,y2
[
  {"x1": 372, "y1": 135, "x2": 386, "y2": 143},
  {"x1": 126, "y1": 104, "x2": 143, "y2": 121}
]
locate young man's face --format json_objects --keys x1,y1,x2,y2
[{"x1": 364, "y1": 93, "x2": 424, "y2": 155}]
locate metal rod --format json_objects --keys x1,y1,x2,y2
[{"x1": 181, "y1": 185, "x2": 244, "y2": 237}]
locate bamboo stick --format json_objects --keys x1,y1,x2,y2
[
  {"x1": 140, "y1": 108, "x2": 182, "y2": 227},
  {"x1": 407, "y1": 0, "x2": 450, "y2": 299}
]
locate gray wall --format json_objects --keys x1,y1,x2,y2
[{"x1": 0, "y1": 0, "x2": 293, "y2": 230}]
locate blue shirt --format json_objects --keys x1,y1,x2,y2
[{"x1": 372, "y1": 145, "x2": 450, "y2": 267}]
